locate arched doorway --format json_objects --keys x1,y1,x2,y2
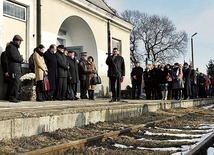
[{"x1": 57, "y1": 16, "x2": 97, "y2": 65}]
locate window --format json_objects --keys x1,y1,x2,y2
[
  {"x1": 57, "y1": 38, "x2": 65, "y2": 45},
  {"x1": 3, "y1": 1, "x2": 26, "y2": 21},
  {"x1": 112, "y1": 38, "x2": 122, "y2": 54}
]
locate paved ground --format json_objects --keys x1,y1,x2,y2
[{"x1": 0, "y1": 98, "x2": 156, "y2": 120}]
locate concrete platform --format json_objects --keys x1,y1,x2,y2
[{"x1": 0, "y1": 98, "x2": 213, "y2": 140}]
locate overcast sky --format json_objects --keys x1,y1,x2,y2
[{"x1": 105, "y1": 0, "x2": 214, "y2": 73}]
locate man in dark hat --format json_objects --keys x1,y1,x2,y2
[
  {"x1": 131, "y1": 61, "x2": 143, "y2": 99},
  {"x1": 55, "y1": 45, "x2": 69, "y2": 100},
  {"x1": 5, "y1": 34, "x2": 24, "y2": 102},
  {"x1": 67, "y1": 51, "x2": 79, "y2": 100},
  {"x1": 79, "y1": 51, "x2": 88, "y2": 99}
]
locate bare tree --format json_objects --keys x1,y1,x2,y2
[
  {"x1": 121, "y1": 11, "x2": 188, "y2": 65},
  {"x1": 121, "y1": 10, "x2": 146, "y2": 64}
]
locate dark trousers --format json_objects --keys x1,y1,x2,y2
[
  {"x1": 132, "y1": 84, "x2": 141, "y2": 99},
  {"x1": 174, "y1": 89, "x2": 183, "y2": 100},
  {"x1": 4, "y1": 79, "x2": 10, "y2": 100},
  {"x1": 67, "y1": 83, "x2": 77, "y2": 99},
  {"x1": 80, "y1": 80, "x2": 87, "y2": 99},
  {"x1": 110, "y1": 77, "x2": 121, "y2": 100},
  {"x1": 8, "y1": 73, "x2": 21, "y2": 100},
  {"x1": 57, "y1": 77, "x2": 67, "y2": 99},
  {"x1": 36, "y1": 80, "x2": 44, "y2": 100}
]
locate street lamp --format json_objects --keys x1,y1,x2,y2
[{"x1": 191, "y1": 32, "x2": 197, "y2": 68}]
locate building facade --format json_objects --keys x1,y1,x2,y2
[{"x1": 0, "y1": 0, "x2": 133, "y2": 99}]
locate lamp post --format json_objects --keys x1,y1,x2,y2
[{"x1": 191, "y1": 32, "x2": 197, "y2": 68}]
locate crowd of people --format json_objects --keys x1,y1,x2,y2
[
  {"x1": 131, "y1": 61, "x2": 214, "y2": 100},
  {"x1": 2, "y1": 35, "x2": 101, "y2": 102},
  {"x1": 1, "y1": 34, "x2": 213, "y2": 103}
]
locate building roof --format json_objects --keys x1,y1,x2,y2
[{"x1": 85, "y1": 0, "x2": 115, "y2": 14}]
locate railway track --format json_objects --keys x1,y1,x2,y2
[
  {"x1": 185, "y1": 132, "x2": 214, "y2": 155},
  {"x1": 19, "y1": 106, "x2": 214, "y2": 155}
]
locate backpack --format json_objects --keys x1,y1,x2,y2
[{"x1": 29, "y1": 53, "x2": 35, "y2": 73}]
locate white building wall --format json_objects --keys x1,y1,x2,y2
[
  {"x1": 0, "y1": 1, "x2": 4, "y2": 53},
  {"x1": 0, "y1": 0, "x2": 133, "y2": 97}
]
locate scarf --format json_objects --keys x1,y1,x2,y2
[{"x1": 36, "y1": 48, "x2": 44, "y2": 56}]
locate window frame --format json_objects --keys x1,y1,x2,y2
[
  {"x1": 3, "y1": 0, "x2": 26, "y2": 22},
  {"x1": 112, "y1": 38, "x2": 122, "y2": 54}
]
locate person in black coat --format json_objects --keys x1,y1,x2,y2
[
  {"x1": 44, "y1": 44, "x2": 58, "y2": 100},
  {"x1": 55, "y1": 45, "x2": 69, "y2": 100},
  {"x1": 183, "y1": 62, "x2": 192, "y2": 99},
  {"x1": 143, "y1": 65, "x2": 152, "y2": 99},
  {"x1": 79, "y1": 52, "x2": 88, "y2": 99},
  {"x1": 157, "y1": 64, "x2": 168, "y2": 100},
  {"x1": 1, "y1": 48, "x2": 10, "y2": 100},
  {"x1": 5, "y1": 35, "x2": 24, "y2": 102},
  {"x1": 198, "y1": 73, "x2": 206, "y2": 98},
  {"x1": 67, "y1": 51, "x2": 79, "y2": 100},
  {"x1": 150, "y1": 62, "x2": 160, "y2": 99},
  {"x1": 131, "y1": 61, "x2": 143, "y2": 99},
  {"x1": 106, "y1": 48, "x2": 125, "y2": 102},
  {"x1": 190, "y1": 65, "x2": 198, "y2": 98},
  {"x1": 165, "y1": 64, "x2": 173, "y2": 99}
]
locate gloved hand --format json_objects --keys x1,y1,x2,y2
[{"x1": 44, "y1": 70, "x2": 48, "y2": 75}]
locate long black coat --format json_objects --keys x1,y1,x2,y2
[
  {"x1": 183, "y1": 67, "x2": 192, "y2": 96},
  {"x1": 131, "y1": 66, "x2": 143, "y2": 86},
  {"x1": 55, "y1": 51, "x2": 68, "y2": 78},
  {"x1": 1, "y1": 51, "x2": 9, "y2": 83},
  {"x1": 44, "y1": 49, "x2": 57, "y2": 90},
  {"x1": 106, "y1": 55, "x2": 125, "y2": 78},
  {"x1": 67, "y1": 57, "x2": 79, "y2": 84},
  {"x1": 5, "y1": 42, "x2": 23, "y2": 75},
  {"x1": 157, "y1": 68, "x2": 168, "y2": 84}
]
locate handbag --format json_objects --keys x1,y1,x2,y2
[
  {"x1": 91, "y1": 74, "x2": 102, "y2": 85},
  {"x1": 166, "y1": 74, "x2": 172, "y2": 82},
  {"x1": 43, "y1": 75, "x2": 50, "y2": 91}
]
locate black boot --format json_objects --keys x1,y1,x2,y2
[
  {"x1": 88, "y1": 90, "x2": 91, "y2": 100},
  {"x1": 36, "y1": 83, "x2": 44, "y2": 102},
  {"x1": 91, "y1": 90, "x2": 94, "y2": 100}
]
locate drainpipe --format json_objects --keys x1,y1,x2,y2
[
  {"x1": 107, "y1": 19, "x2": 111, "y2": 96},
  {"x1": 107, "y1": 19, "x2": 111, "y2": 55},
  {"x1": 36, "y1": 0, "x2": 41, "y2": 45}
]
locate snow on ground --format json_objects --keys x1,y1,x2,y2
[
  {"x1": 137, "y1": 137, "x2": 200, "y2": 143},
  {"x1": 113, "y1": 124, "x2": 214, "y2": 154},
  {"x1": 207, "y1": 147, "x2": 214, "y2": 155},
  {"x1": 144, "y1": 131, "x2": 203, "y2": 138},
  {"x1": 202, "y1": 104, "x2": 214, "y2": 109},
  {"x1": 154, "y1": 126, "x2": 213, "y2": 133}
]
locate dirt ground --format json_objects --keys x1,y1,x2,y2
[{"x1": 0, "y1": 106, "x2": 213, "y2": 155}]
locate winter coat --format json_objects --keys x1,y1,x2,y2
[
  {"x1": 172, "y1": 67, "x2": 184, "y2": 89},
  {"x1": 44, "y1": 49, "x2": 57, "y2": 90},
  {"x1": 5, "y1": 42, "x2": 23, "y2": 75},
  {"x1": 183, "y1": 67, "x2": 192, "y2": 96},
  {"x1": 143, "y1": 70, "x2": 152, "y2": 88},
  {"x1": 157, "y1": 68, "x2": 168, "y2": 85},
  {"x1": 85, "y1": 62, "x2": 97, "y2": 90},
  {"x1": 106, "y1": 55, "x2": 125, "y2": 78},
  {"x1": 1, "y1": 51, "x2": 9, "y2": 83},
  {"x1": 150, "y1": 67, "x2": 159, "y2": 87},
  {"x1": 190, "y1": 68, "x2": 197, "y2": 85},
  {"x1": 131, "y1": 66, "x2": 143, "y2": 86},
  {"x1": 79, "y1": 58, "x2": 88, "y2": 81},
  {"x1": 55, "y1": 51, "x2": 69, "y2": 78},
  {"x1": 67, "y1": 57, "x2": 79, "y2": 84},
  {"x1": 33, "y1": 50, "x2": 47, "y2": 82}
]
